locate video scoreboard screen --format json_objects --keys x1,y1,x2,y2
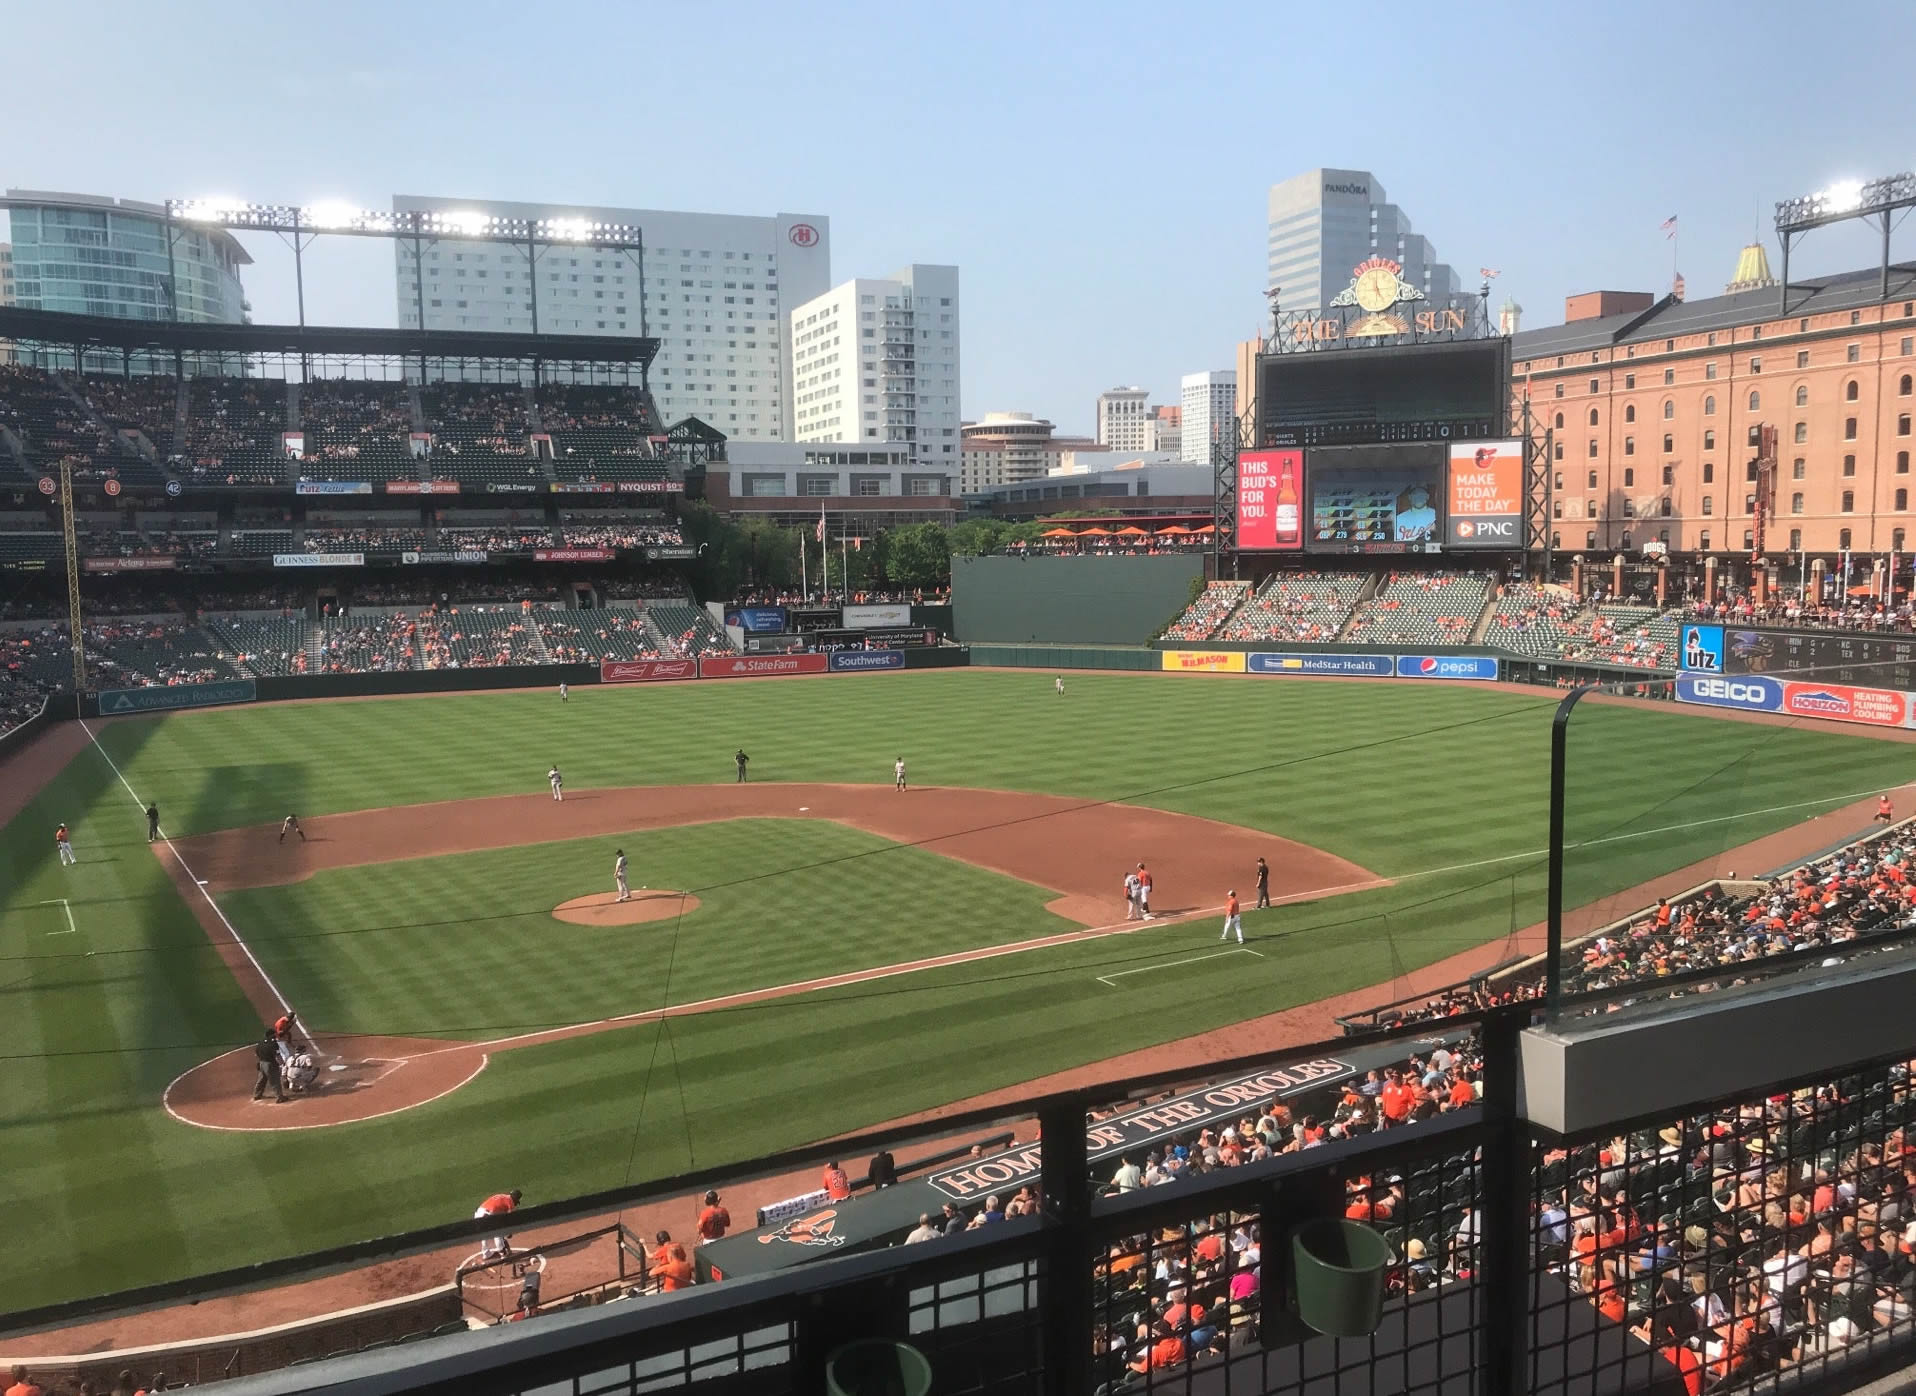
[
  {"x1": 1726, "y1": 627, "x2": 1916, "y2": 693},
  {"x1": 1257, "y1": 337, "x2": 1509, "y2": 449},
  {"x1": 1306, "y1": 444, "x2": 1444, "y2": 554}
]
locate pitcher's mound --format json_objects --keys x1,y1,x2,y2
[{"x1": 553, "y1": 890, "x2": 699, "y2": 926}]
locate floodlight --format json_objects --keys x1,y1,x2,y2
[
  {"x1": 440, "y1": 209, "x2": 489, "y2": 237},
  {"x1": 178, "y1": 198, "x2": 242, "y2": 223},
  {"x1": 304, "y1": 201, "x2": 360, "y2": 231},
  {"x1": 545, "y1": 217, "x2": 592, "y2": 241},
  {"x1": 1821, "y1": 180, "x2": 1865, "y2": 214}
]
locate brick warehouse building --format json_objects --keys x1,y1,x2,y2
[{"x1": 1509, "y1": 251, "x2": 1916, "y2": 580}]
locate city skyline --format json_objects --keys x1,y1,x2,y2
[{"x1": 3, "y1": 0, "x2": 1911, "y2": 436}]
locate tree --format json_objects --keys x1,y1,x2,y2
[
  {"x1": 948, "y1": 518, "x2": 1014, "y2": 558},
  {"x1": 878, "y1": 522, "x2": 950, "y2": 591}
]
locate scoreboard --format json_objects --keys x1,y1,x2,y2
[
  {"x1": 1256, "y1": 337, "x2": 1509, "y2": 449},
  {"x1": 1725, "y1": 627, "x2": 1916, "y2": 693}
]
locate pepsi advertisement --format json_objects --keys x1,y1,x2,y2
[
  {"x1": 1247, "y1": 652, "x2": 1393, "y2": 677},
  {"x1": 1396, "y1": 655, "x2": 1499, "y2": 681}
]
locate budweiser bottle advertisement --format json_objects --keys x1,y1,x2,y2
[{"x1": 1275, "y1": 458, "x2": 1301, "y2": 546}]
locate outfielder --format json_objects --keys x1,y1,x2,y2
[
  {"x1": 1220, "y1": 889, "x2": 1243, "y2": 943},
  {"x1": 615, "y1": 848, "x2": 630, "y2": 903},
  {"x1": 548, "y1": 766, "x2": 564, "y2": 802},
  {"x1": 559, "y1": 681, "x2": 569, "y2": 704},
  {"x1": 55, "y1": 823, "x2": 75, "y2": 866},
  {"x1": 1055, "y1": 676, "x2": 1064, "y2": 696},
  {"x1": 280, "y1": 814, "x2": 306, "y2": 844}
]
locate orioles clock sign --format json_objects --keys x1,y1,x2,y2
[{"x1": 1329, "y1": 257, "x2": 1427, "y2": 338}]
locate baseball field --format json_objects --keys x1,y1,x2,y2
[{"x1": 4, "y1": 667, "x2": 1911, "y2": 1314}]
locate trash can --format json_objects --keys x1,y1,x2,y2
[
  {"x1": 825, "y1": 1338, "x2": 933, "y2": 1396},
  {"x1": 1290, "y1": 1218, "x2": 1393, "y2": 1338}
]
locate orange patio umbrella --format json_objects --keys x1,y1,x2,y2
[
  {"x1": 1077, "y1": 525, "x2": 1114, "y2": 536},
  {"x1": 1155, "y1": 524, "x2": 1190, "y2": 535},
  {"x1": 1038, "y1": 527, "x2": 1078, "y2": 538},
  {"x1": 1115, "y1": 525, "x2": 1150, "y2": 536}
]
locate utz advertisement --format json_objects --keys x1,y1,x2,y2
[
  {"x1": 829, "y1": 649, "x2": 906, "y2": 672},
  {"x1": 700, "y1": 653, "x2": 831, "y2": 679},
  {"x1": 600, "y1": 658, "x2": 698, "y2": 684},
  {"x1": 1247, "y1": 652, "x2": 1392, "y2": 677},
  {"x1": 1161, "y1": 650, "x2": 1248, "y2": 673},
  {"x1": 1235, "y1": 449, "x2": 1305, "y2": 551},
  {"x1": 1679, "y1": 624, "x2": 1726, "y2": 672},
  {"x1": 1780, "y1": 681, "x2": 1907, "y2": 727},
  {"x1": 1446, "y1": 441, "x2": 1524, "y2": 547}
]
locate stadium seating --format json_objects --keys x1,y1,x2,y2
[
  {"x1": 1218, "y1": 572, "x2": 1368, "y2": 644},
  {"x1": 317, "y1": 613, "x2": 418, "y2": 674},
  {"x1": 226, "y1": 529, "x2": 294, "y2": 557},
  {"x1": 203, "y1": 615, "x2": 311, "y2": 677},
  {"x1": 413, "y1": 607, "x2": 546, "y2": 668},
  {"x1": 559, "y1": 607, "x2": 671, "y2": 661},
  {"x1": 558, "y1": 519, "x2": 682, "y2": 550},
  {"x1": 0, "y1": 364, "x2": 104, "y2": 459},
  {"x1": 0, "y1": 532, "x2": 63, "y2": 563},
  {"x1": 538, "y1": 383, "x2": 663, "y2": 483},
  {"x1": 302, "y1": 527, "x2": 429, "y2": 553},
  {"x1": 298, "y1": 380, "x2": 417, "y2": 483},
  {"x1": 81, "y1": 374, "x2": 181, "y2": 455},
  {"x1": 1341, "y1": 572, "x2": 1490, "y2": 646},
  {"x1": 83, "y1": 620, "x2": 239, "y2": 687},
  {"x1": 183, "y1": 379, "x2": 290, "y2": 486},
  {"x1": 1161, "y1": 581, "x2": 1249, "y2": 641},
  {"x1": 440, "y1": 525, "x2": 555, "y2": 553},
  {"x1": 645, "y1": 601, "x2": 735, "y2": 657},
  {"x1": 1485, "y1": 586, "x2": 1682, "y2": 670}
]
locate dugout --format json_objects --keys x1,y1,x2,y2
[{"x1": 696, "y1": 1030, "x2": 1469, "y2": 1284}]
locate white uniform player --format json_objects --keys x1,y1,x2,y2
[
  {"x1": 894, "y1": 757, "x2": 907, "y2": 791},
  {"x1": 614, "y1": 849, "x2": 630, "y2": 902},
  {"x1": 1056, "y1": 676, "x2": 1064, "y2": 696},
  {"x1": 548, "y1": 766, "x2": 564, "y2": 802},
  {"x1": 1122, "y1": 871, "x2": 1141, "y2": 921},
  {"x1": 559, "y1": 682, "x2": 569, "y2": 703}
]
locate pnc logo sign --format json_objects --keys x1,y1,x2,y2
[{"x1": 788, "y1": 223, "x2": 820, "y2": 248}]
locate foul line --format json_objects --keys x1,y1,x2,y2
[
  {"x1": 1098, "y1": 946, "x2": 1263, "y2": 987},
  {"x1": 79, "y1": 719, "x2": 297, "y2": 1021},
  {"x1": 41, "y1": 898, "x2": 77, "y2": 935}
]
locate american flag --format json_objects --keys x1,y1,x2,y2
[
  {"x1": 1661, "y1": 215, "x2": 1678, "y2": 239},
  {"x1": 1479, "y1": 267, "x2": 1501, "y2": 279}
]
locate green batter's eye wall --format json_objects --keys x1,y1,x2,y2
[{"x1": 951, "y1": 554, "x2": 1205, "y2": 646}]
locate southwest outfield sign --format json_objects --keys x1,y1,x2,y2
[{"x1": 96, "y1": 679, "x2": 257, "y2": 715}]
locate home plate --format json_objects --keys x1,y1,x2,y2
[
  {"x1": 328, "y1": 1063, "x2": 349, "y2": 1072},
  {"x1": 799, "y1": 806, "x2": 809, "y2": 811}
]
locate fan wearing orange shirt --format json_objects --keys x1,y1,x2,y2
[
  {"x1": 655, "y1": 1242, "x2": 694, "y2": 1291},
  {"x1": 474, "y1": 1188, "x2": 522, "y2": 1262}
]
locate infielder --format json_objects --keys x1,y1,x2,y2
[
  {"x1": 55, "y1": 823, "x2": 75, "y2": 866},
  {"x1": 280, "y1": 813, "x2": 306, "y2": 844},
  {"x1": 1135, "y1": 863, "x2": 1154, "y2": 919},
  {"x1": 548, "y1": 766, "x2": 564, "y2": 802},
  {"x1": 559, "y1": 681, "x2": 569, "y2": 704},
  {"x1": 615, "y1": 848, "x2": 630, "y2": 902},
  {"x1": 894, "y1": 756, "x2": 907, "y2": 791},
  {"x1": 1122, "y1": 868, "x2": 1142, "y2": 921},
  {"x1": 1220, "y1": 889, "x2": 1243, "y2": 943}
]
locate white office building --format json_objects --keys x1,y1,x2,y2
[
  {"x1": 1265, "y1": 168, "x2": 1468, "y2": 315},
  {"x1": 1178, "y1": 370, "x2": 1236, "y2": 464},
  {"x1": 391, "y1": 195, "x2": 832, "y2": 440},
  {"x1": 1095, "y1": 386, "x2": 1151, "y2": 451},
  {"x1": 788, "y1": 265, "x2": 960, "y2": 468}
]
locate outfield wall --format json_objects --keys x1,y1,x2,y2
[
  {"x1": 0, "y1": 695, "x2": 75, "y2": 762},
  {"x1": 951, "y1": 554, "x2": 1205, "y2": 645}
]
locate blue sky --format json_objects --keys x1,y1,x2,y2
[{"x1": 7, "y1": 0, "x2": 1912, "y2": 434}]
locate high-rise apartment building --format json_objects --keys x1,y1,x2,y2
[
  {"x1": 4, "y1": 190, "x2": 249, "y2": 323},
  {"x1": 1265, "y1": 168, "x2": 1467, "y2": 315},
  {"x1": 1096, "y1": 387, "x2": 1151, "y2": 451},
  {"x1": 391, "y1": 195, "x2": 831, "y2": 439},
  {"x1": 788, "y1": 265, "x2": 960, "y2": 467},
  {"x1": 1179, "y1": 370, "x2": 1237, "y2": 464}
]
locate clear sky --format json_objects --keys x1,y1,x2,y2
[{"x1": 7, "y1": 0, "x2": 1913, "y2": 434}]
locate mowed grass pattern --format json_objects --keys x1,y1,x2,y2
[
  {"x1": 220, "y1": 820, "x2": 1072, "y2": 1038},
  {"x1": 2, "y1": 671, "x2": 1913, "y2": 1310}
]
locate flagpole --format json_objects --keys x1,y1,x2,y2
[{"x1": 800, "y1": 524, "x2": 808, "y2": 601}]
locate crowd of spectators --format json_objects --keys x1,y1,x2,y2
[
  {"x1": 439, "y1": 525, "x2": 556, "y2": 552},
  {"x1": 82, "y1": 373, "x2": 180, "y2": 447},
  {"x1": 559, "y1": 522, "x2": 683, "y2": 549},
  {"x1": 1162, "y1": 582, "x2": 1249, "y2": 642},
  {"x1": 301, "y1": 526, "x2": 429, "y2": 553},
  {"x1": 1342, "y1": 571, "x2": 1490, "y2": 647},
  {"x1": 320, "y1": 613, "x2": 418, "y2": 673},
  {"x1": 301, "y1": 381, "x2": 412, "y2": 441},
  {"x1": 537, "y1": 384, "x2": 652, "y2": 431},
  {"x1": 426, "y1": 385, "x2": 529, "y2": 433},
  {"x1": 1687, "y1": 594, "x2": 1916, "y2": 636}
]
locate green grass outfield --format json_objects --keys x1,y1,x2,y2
[{"x1": 4, "y1": 670, "x2": 1913, "y2": 1311}]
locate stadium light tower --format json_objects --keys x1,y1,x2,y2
[
  {"x1": 160, "y1": 198, "x2": 650, "y2": 338},
  {"x1": 1773, "y1": 171, "x2": 1916, "y2": 310}
]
